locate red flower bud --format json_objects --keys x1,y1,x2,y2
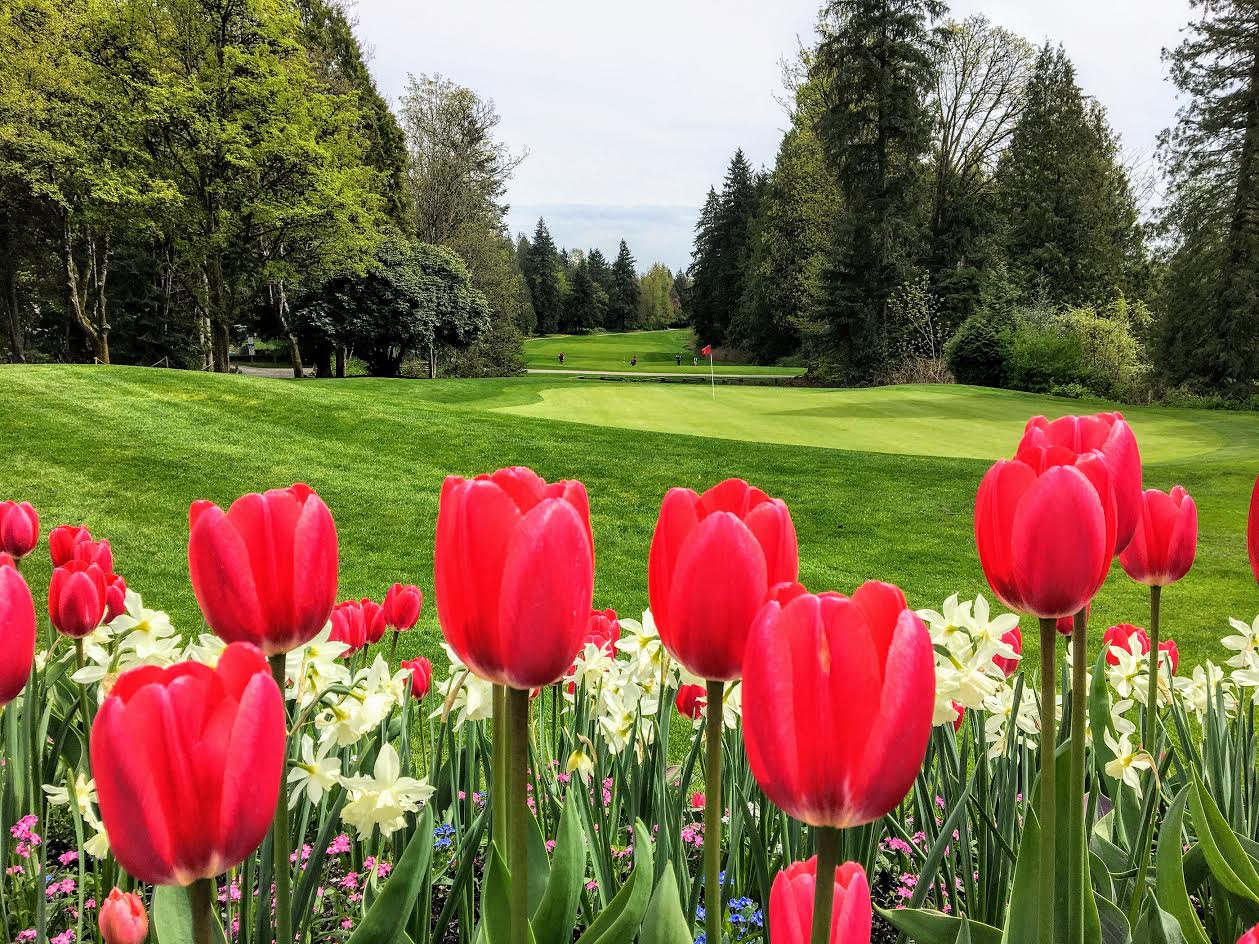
[
  {"x1": 1120, "y1": 486, "x2": 1197, "y2": 587},
  {"x1": 992, "y1": 625, "x2": 1022, "y2": 677},
  {"x1": 49, "y1": 524, "x2": 92, "y2": 568},
  {"x1": 1159, "y1": 639, "x2": 1180, "y2": 676},
  {"x1": 188, "y1": 484, "x2": 338, "y2": 656},
  {"x1": 72, "y1": 538, "x2": 114, "y2": 576},
  {"x1": 435, "y1": 467, "x2": 594, "y2": 690},
  {"x1": 1103, "y1": 623, "x2": 1150, "y2": 664},
  {"x1": 649, "y1": 478, "x2": 798, "y2": 681},
  {"x1": 382, "y1": 583, "x2": 423, "y2": 633},
  {"x1": 1251, "y1": 477, "x2": 1259, "y2": 585},
  {"x1": 675, "y1": 683, "x2": 706, "y2": 720},
  {"x1": 769, "y1": 857, "x2": 872, "y2": 943},
  {"x1": 105, "y1": 573, "x2": 127, "y2": 624},
  {"x1": 49, "y1": 560, "x2": 108, "y2": 638},
  {"x1": 98, "y1": 887, "x2": 149, "y2": 944},
  {"x1": 401, "y1": 657, "x2": 433, "y2": 700},
  {"x1": 0, "y1": 565, "x2": 36, "y2": 707},
  {"x1": 329, "y1": 599, "x2": 385, "y2": 654},
  {"x1": 0, "y1": 501, "x2": 39, "y2": 560},
  {"x1": 91, "y1": 642, "x2": 285, "y2": 885},
  {"x1": 743, "y1": 582, "x2": 934, "y2": 828}
]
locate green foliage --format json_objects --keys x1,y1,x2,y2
[
  {"x1": 637, "y1": 263, "x2": 678, "y2": 329},
  {"x1": 607, "y1": 240, "x2": 640, "y2": 332},
  {"x1": 525, "y1": 219, "x2": 564, "y2": 333},
  {"x1": 1006, "y1": 301, "x2": 1147, "y2": 399},
  {"x1": 688, "y1": 150, "x2": 760, "y2": 347},
  {"x1": 946, "y1": 307, "x2": 1014, "y2": 388}
]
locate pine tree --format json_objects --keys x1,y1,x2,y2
[
  {"x1": 994, "y1": 44, "x2": 1144, "y2": 307},
  {"x1": 564, "y1": 257, "x2": 599, "y2": 332},
  {"x1": 587, "y1": 248, "x2": 611, "y2": 290},
  {"x1": 608, "y1": 240, "x2": 640, "y2": 331},
  {"x1": 524, "y1": 219, "x2": 563, "y2": 333},
  {"x1": 687, "y1": 152, "x2": 760, "y2": 347},
  {"x1": 1158, "y1": 0, "x2": 1259, "y2": 393},
  {"x1": 812, "y1": 0, "x2": 944, "y2": 382}
]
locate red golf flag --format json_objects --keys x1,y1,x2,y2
[{"x1": 701, "y1": 344, "x2": 712, "y2": 356}]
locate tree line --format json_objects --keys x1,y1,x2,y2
[{"x1": 686, "y1": 0, "x2": 1259, "y2": 400}]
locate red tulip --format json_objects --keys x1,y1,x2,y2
[
  {"x1": 951, "y1": 702, "x2": 966, "y2": 732},
  {"x1": 98, "y1": 887, "x2": 149, "y2": 944},
  {"x1": 435, "y1": 467, "x2": 594, "y2": 690},
  {"x1": 49, "y1": 560, "x2": 108, "y2": 638},
  {"x1": 992, "y1": 625, "x2": 1022, "y2": 677},
  {"x1": 188, "y1": 484, "x2": 339, "y2": 657},
  {"x1": 1103, "y1": 623, "x2": 1150, "y2": 665},
  {"x1": 401, "y1": 657, "x2": 433, "y2": 700},
  {"x1": 49, "y1": 524, "x2": 92, "y2": 567},
  {"x1": 584, "y1": 608, "x2": 620, "y2": 656},
  {"x1": 91, "y1": 642, "x2": 285, "y2": 886},
  {"x1": 0, "y1": 552, "x2": 13, "y2": 570},
  {"x1": 0, "y1": 565, "x2": 36, "y2": 707},
  {"x1": 1250, "y1": 476, "x2": 1259, "y2": 584},
  {"x1": 689, "y1": 791, "x2": 705, "y2": 809},
  {"x1": 382, "y1": 583, "x2": 423, "y2": 632},
  {"x1": 329, "y1": 598, "x2": 385, "y2": 654},
  {"x1": 1055, "y1": 602, "x2": 1090, "y2": 637},
  {"x1": 649, "y1": 478, "x2": 798, "y2": 681},
  {"x1": 104, "y1": 573, "x2": 127, "y2": 624},
  {"x1": 1159, "y1": 639, "x2": 1180, "y2": 676},
  {"x1": 71, "y1": 537, "x2": 115, "y2": 576},
  {"x1": 1120, "y1": 486, "x2": 1197, "y2": 587},
  {"x1": 0, "y1": 501, "x2": 39, "y2": 560},
  {"x1": 1237, "y1": 923, "x2": 1259, "y2": 944},
  {"x1": 1017, "y1": 412, "x2": 1142, "y2": 552},
  {"x1": 675, "y1": 683, "x2": 706, "y2": 720},
  {"x1": 769, "y1": 857, "x2": 872, "y2": 944},
  {"x1": 742, "y1": 581, "x2": 934, "y2": 828},
  {"x1": 975, "y1": 461, "x2": 1111, "y2": 619}
]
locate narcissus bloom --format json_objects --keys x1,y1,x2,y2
[
  {"x1": 49, "y1": 560, "x2": 108, "y2": 638},
  {"x1": 1017, "y1": 412, "x2": 1142, "y2": 552},
  {"x1": 769, "y1": 857, "x2": 872, "y2": 944},
  {"x1": 675, "y1": 683, "x2": 706, "y2": 720},
  {"x1": 0, "y1": 501, "x2": 39, "y2": 560},
  {"x1": 382, "y1": 583, "x2": 423, "y2": 632},
  {"x1": 649, "y1": 478, "x2": 798, "y2": 680},
  {"x1": 329, "y1": 598, "x2": 386, "y2": 654},
  {"x1": 49, "y1": 524, "x2": 92, "y2": 567},
  {"x1": 1120, "y1": 486, "x2": 1197, "y2": 587},
  {"x1": 98, "y1": 888, "x2": 148, "y2": 944},
  {"x1": 742, "y1": 581, "x2": 934, "y2": 828},
  {"x1": 0, "y1": 565, "x2": 36, "y2": 707},
  {"x1": 91, "y1": 642, "x2": 285, "y2": 885},
  {"x1": 435, "y1": 466, "x2": 594, "y2": 690},
  {"x1": 188, "y1": 484, "x2": 339, "y2": 656},
  {"x1": 401, "y1": 656, "x2": 433, "y2": 700},
  {"x1": 975, "y1": 461, "x2": 1110, "y2": 619}
]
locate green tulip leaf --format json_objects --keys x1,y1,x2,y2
[
  {"x1": 153, "y1": 885, "x2": 228, "y2": 944},
  {"x1": 574, "y1": 821, "x2": 655, "y2": 944},
  {"x1": 1135, "y1": 898, "x2": 1189, "y2": 944},
  {"x1": 1154, "y1": 786, "x2": 1211, "y2": 944},
  {"x1": 875, "y1": 907, "x2": 1002, "y2": 944},
  {"x1": 526, "y1": 811, "x2": 551, "y2": 917},
  {"x1": 1189, "y1": 775, "x2": 1259, "y2": 903},
  {"x1": 1002, "y1": 804, "x2": 1041, "y2": 944},
  {"x1": 481, "y1": 842, "x2": 531, "y2": 944},
  {"x1": 641, "y1": 864, "x2": 694, "y2": 944},
  {"x1": 531, "y1": 790, "x2": 587, "y2": 940},
  {"x1": 1095, "y1": 894, "x2": 1131, "y2": 944},
  {"x1": 347, "y1": 807, "x2": 434, "y2": 944}
]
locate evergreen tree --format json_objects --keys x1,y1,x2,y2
[
  {"x1": 812, "y1": 0, "x2": 944, "y2": 382},
  {"x1": 607, "y1": 239, "x2": 640, "y2": 331},
  {"x1": 524, "y1": 219, "x2": 563, "y2": 333},
  {"x1": 993, "y1": 44, "x2": 1145, "y2": 307},
  {"x1": 1158, "y1": 0, "x2": 1259, "y2": 393},
  {"x1": 687, "y1": 151, "x2": 759, "y2": 347},
  {"x1": 587, "y1": 248, "x2": 611, "y2": 290},
  {"x1": 564, "y1": 257, "x2": 599, "y2": 332}
]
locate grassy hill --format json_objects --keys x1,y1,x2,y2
[
  {"x1": 523, "y1": 328, "x2": 804, "y2": 375},
  {"x1": 4, "y1": 364, "x2": 1257, "y2": 672}
]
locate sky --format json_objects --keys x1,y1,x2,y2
[{"x1": 353, "y1": 0, "x2": 1194, "y2": 271}]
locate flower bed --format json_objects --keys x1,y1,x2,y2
[{"x1": 1, "y1": 411, "x2": 1258, "y2": 944}]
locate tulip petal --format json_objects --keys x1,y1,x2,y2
[
  {"x1": 647, "y1": 488, "x2": 700, "y2": 636},
  {"x1": 188, "y1": 503, "x2": 266, "y2": 647}
]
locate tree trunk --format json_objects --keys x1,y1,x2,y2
[
  {"x1": 314, "y1": 340, "x2": 332, "y2": 378},
  {"x1": 3, "y1": 264, "x2": 23, "y2": 363},
  {"x1": 428, "y1": 343, "x2": 436, "y2": 379},
  {"x1": 210, "y1": 320, "x2": 230, "y2": 372},
  {"x1": 63, "y1": 216, "x2": 109, "y2": 364},
  {"x1": 335, "y1": 346, "x2": 346, "y2": 378},
  {"x1": 287, "y1": 335, "x2": 304, "y2": 378}
]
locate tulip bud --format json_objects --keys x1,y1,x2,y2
[
  {"x1": 105, "y1": 573, "x2": 128, "y2": 624},
  {"x1": 72, "y1": 537, "x2": 114, "y2": 576},
  {"x1": 98, "y1": 887, "x2": 149, "y2": 944},
  {"x1": 1250, "y1": 477, "x2": 1259, "y2": 585},
  {"x1": 382, "y1": 583, "x2": 423, "y2": 633},
  {"x1": 1120, "y1": 486, "x2": 1197, "y2": 587},
  {"x1": 49, "y1": 524, "x2": 92, "y2": 567},
  {"x1": 401, "y1": 657, "x2": 433, "y2": 700},
  {"x1": 0, "y1": 501, "x2": 39, "y2": 560},
  {"x1": 1237, "y1": 922, "x2": 1259, "y2": 944},
  {"x1": 675, "y1": 684, "x2": 706, "y2": 720},
  {"x1": 1159, "y1": 638, "x2": 1180, "y2": 676},
  {"x1": 48, "y1": 560, "x2": 108, "y2": 638},
  {"x1": 992, "y1": 625, "x2": 1022, "y2": 677},
  {"x1": 769, "y1": 857, "x2": 872, "y2": 943},
  {"x1": 0, "y1": 566, "x2": 36, "y2": 707},
  {"x1": 1102, "y1": 623, "x2": 1149, "y2": 665}
]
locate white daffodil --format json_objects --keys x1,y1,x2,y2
[
  {"x1": 83, "y1": 823, "x2": 110, "y2": 859},
  {"x1": 430, "y1": 648, "x2": 494, "y2": 729},
  {"x1": 43, "y1": 772, "x2": 97, "y2": 819},
  {"x1": 1104, "y1": 729, "x2": 1152, "y2": 794},
  {"x1": 1105, "y1": 646, "x2": 1146, "y2": 700},
  {"x1": 566, "y1": 747, "x2": 595, "y2": 784},
  {"x1": 288, "y1": 735, "x2": 342, "y2": 808},
  {"x1": 286, "y1": 624, "x2": 351, "y2": 706},
  {"x1": 111, "y1": 592, "x2": 178, "y2": 659},
  {"x1": 340, "y1": 744, "x2": 435, "y2": 838},
  {"x1": 1222, "y1": 615, "x2": 1259, "y2": 670},
  {"x1": 184, "y1": 633, "x2": 228, "y2": 667}
]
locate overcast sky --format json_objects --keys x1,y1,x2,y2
[{"x1": 353, "y1": 0, "x2": 1193, "y2": 271}]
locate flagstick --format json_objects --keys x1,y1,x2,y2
[{"x1": 709, "y1": 353, "x2": 715, "y2": 399}]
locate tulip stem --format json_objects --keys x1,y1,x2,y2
[
  {"x1": 190, "y1": 876, "x2": 216, "y2": 944},
  {"x1": 704, "y1": 679, "x2": 724, "y2": 944},
  {"x1": 493, "y1": 684, "x2": 508, "y2": 859},
  {"x1": 1068, "y1": 608, "x2": 1088, "y2": 943},
  {"x1": 1038, "y1": 617, "x2": 1057, "y2": 944},
  {"x1": 507, "y1": 686, "x2": 530, "y2": 944},
  {"x1": 810, "y1": 827, "x2": 841, "y2": 944},
  {"x1": 74, "y1": 639, "x2": 91, "y2": 759},
  {"x1": 269, "y1": 654, "x2": 293, "y2": 944},
  {"x1": 1144, "y1": 585, "x2": 1161, "y2": 751}
]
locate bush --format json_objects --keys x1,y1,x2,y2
[{"x1": 946, "y1": 307, "x2": 1014, "y2": 387}]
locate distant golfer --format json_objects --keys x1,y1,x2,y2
[
  {"x1": 675, "y1": 354, "x2": 681, "y2": 366},
  {"x1": 692, "y1": 356, "x2": 698, "y2": 367},
  {"x1": 558, "y1": 351, "x2": 565, "y2": 365},
  {"x1": 631, "y1": 355, "x2": 638, "y2": 367}
]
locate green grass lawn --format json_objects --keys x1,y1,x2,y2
[
  {"x1": 3, "y1": 365, "x2": 1257, "y2": 676},
  {"x1": 523, "y1": 327, "x2": 805, "y2": 376}
]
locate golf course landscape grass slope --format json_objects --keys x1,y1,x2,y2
[
  {"x1": 524, "y1": 327, "x2": 804, "y2": 375},
  {"x1": 4, "y1": 363, "x2": 1258, "y2": 673}
]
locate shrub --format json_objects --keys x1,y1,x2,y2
[
  {"x1": 1005, "y1": 301, "x2": 1148, "y2": 399},
  {"x1": 946, "y1": 306, "x2": 1015, "y2": 387}
]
